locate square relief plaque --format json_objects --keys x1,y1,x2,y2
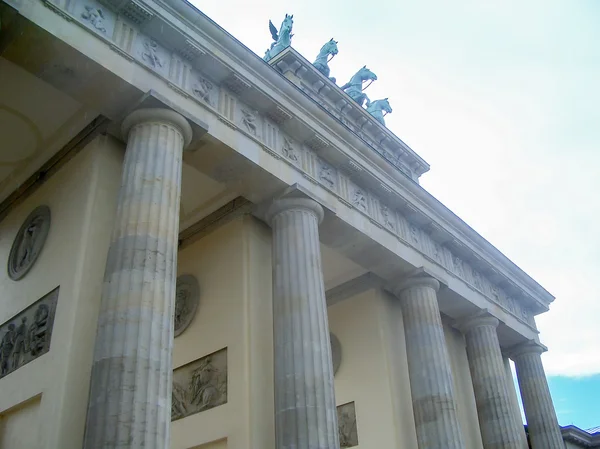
[
  {"x1": 0, "y1": 287, "x2": 59, "y2": 379},
  {"x1": 172, "y1": 347, "x2": 228, "y2": 421},
  {"x1": 338, "y1": 401, "x2": 358, "y2": 448}
]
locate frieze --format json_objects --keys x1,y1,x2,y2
[
  {"x1": 171, "y1": 348, "x2": 227, "y2": 421},
  {"x1": 337, "y1": 402, "x2": 358, "y2": 448},
  {"x1": 0, "y1": 288, "x2": 59, "y2": 379},
  {"x1": 53, "y1": 0, "x2": 534, "y2": 326}
]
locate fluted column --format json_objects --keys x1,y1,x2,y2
[
  {"x1": 460, "y1": 314, "x2": 523, "y2": 449},
  {"x1": 267, "y1": 198, "x2": 339, "y2": 449},
  {"x1": 394, "y1": 276, "x2": 466, "y2": 449},
  {"x1": 511, "y1": 342, "x2": 563, "y2": 449},
  {"x1": 84, "y1": 108, "x2": 192, "y2": 449}
]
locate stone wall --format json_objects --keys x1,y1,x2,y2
[{"x1": 0, "y1": 135, "x2": 124, "y2": 449}]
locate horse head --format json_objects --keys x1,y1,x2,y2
[
  {"x1": 281, "y1": 14, "x2": 294, "y2": 36},
  {"x1": 380, "y1": 97, "x2": 392, "y2": 114},
  {"x1": 321, "y1": 38, "x2": 339, "y2": 57},
  {"x1": 357, "y1": 65, "x2": 377, "y2": 83}
]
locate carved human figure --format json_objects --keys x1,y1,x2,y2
[
  {"x1": 240, "y1": 109, "x2": 258, "y2": 136},
  {"x1": 81, "y1": 5, "x2": 107, "y2": 33},
  {"x1": 28, "y1": 304, "x2": 49, "y2": 356},
  {"x1": 171, "y1": 382, "x2": 188, "y2": 420},
  {"x1": 282, "y1": 137, "x2": 299, "y2": 161},
  {"x1": 11, "y1": 317, "x2": 29, "y2": 369},
  {"x1": 192, "y1": 78, "x2": 213, "y2": 105},
  {"x1": 16, "y1": 219, "x2": 42, "y2": 271},
  {"x1": 352, "y1": 188, "x2": 367, "y2": 211},
  {"x1": 189, "y1": 357, "x2": 220, "y2": 411},
  {"x1": 319, "y1": 163, "x2": 335, "y2": 188},
  {"x1": 381, "y1": 205, "x2": 395, "y2": 230},
  {"x1": 174, "y1": 288, "x2": 189, "y2": 333},
  {"x1": 141, "y1": 39, "x2": 163, "y2": 68},
  {"x1": 0, "y1": 324, "x2": 16, "y2": 376},
  {"x1": 338, "y1": 407, "x2": 357, "y2": 447},
  {"x1": 410, "y1": 225, "x2": 419, "y2": 245}
]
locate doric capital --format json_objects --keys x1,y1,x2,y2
[
  {"x1": 266, "y1": 197, "x2": 324, "y2": 226},
  {"x1": 393, "y1": 275, "x2": 440, "y2": 297},
  {"x1": 455, "y1": 311, "x2": 499, "y2": 334},
  {"x1": 507, "y1": 340, "x2": 547, "y2": 359},
  {"x1": 121, "y1": 108, "x2": 193, "y2": 148}
]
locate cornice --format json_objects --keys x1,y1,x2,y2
[{"x1": 32, "y1": 0, "x2": 552, "y2": 321}]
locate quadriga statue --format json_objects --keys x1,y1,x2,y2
[
  {"x1": 313, "y1": 38, "x2": 339, "y2": 82},
  {"x1": 263, "y1": 14, "x2": 294, "y2": 62}
]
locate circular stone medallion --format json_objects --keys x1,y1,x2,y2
[
  {"x1": 331, "y1": 333, "x2": 342, "y2": 376},
  {"x1": 174, "y1": 274, "x2": 200, "y2": 337},
  {"x1": 7, "y1": 205, "x2": 51, "y2": 281}
]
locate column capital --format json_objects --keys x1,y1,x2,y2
[
  {"x1": 122, "y1": 107, "x2": 193, "y2": 148},
  {"x1": 507, "y1": 340, "x2": 547, "y2": 359},
  {"x1": 393, "y1": 274, "x2": 440, "y2": 297},
  {"x1": 456, "y1": 311, "x2": 499, "y2": 333},
  {"x1": 266, "y1": 197, "x2": 324, "y2": 226}
]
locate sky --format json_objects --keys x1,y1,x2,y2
[{"x1": 193, "y1": 0, "x2": 600, "y2": 429}]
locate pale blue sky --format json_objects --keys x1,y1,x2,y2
[{"x1": 194, "y1": 0, "x2": 600, "y2": 428}]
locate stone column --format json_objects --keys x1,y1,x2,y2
[
  {"x1": 266, "y1": 198, "x2": 339, "y2": 449},
  {"x1": 461, "y1": 314, "x2": 523, "y2": 449},
  {"x1": 84, "y1": 108, "x2": 192, "y2": 449},
  {"x1": 511, "y1": 341, "x2": 563, "y2": 449},
  {"x1": 394, "y1": 276, "x2": 466, "y2": 449}
]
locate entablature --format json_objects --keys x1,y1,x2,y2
[
  {"x1": 20, "y1": 0, "x2": 553, "y2": 329},
  {"x1": 269, "y1": 48, "x2": 429, "y2": 182}
]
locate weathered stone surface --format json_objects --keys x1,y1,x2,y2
[
  {"x1": 171, "y1": 348, "x2": 227, "y2": 421},
  {"x1": 0, "y1": 288, "x2": 58, "y2": 378},
  {"x1": 511, "y1": 342, "x2": 563, "y2": 449},
  {"x1": 337, "y1": 402, "x2": 358, "y2": 448},
  {"x1": 267, "y1": 197, "x2": 339, "y2": 449},
  {"x1": 461, "y1": 314, "x2": 523, "y2": 449},
  {"x1": 394, "y1": 276, "x2": 466, "y2": 449},
  {"x1": 83, "y1": 108, "x2": 192, "y2": 449}
]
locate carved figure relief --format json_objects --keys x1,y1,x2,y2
[
  {"x1": 171, "y1": 348, "x2": 228, "y2": 421},
  {"x1": 472, "y1": 270, "x2": 483, "y2": 290},
  {"x1": 351, "y1": 187, "x2": 367, "y2": 212},
  {"x1": 174, "y1": 275, "x2": 200, "y2": 338},
  {"x1": 141, "y1": 39, "x2": 164, "y2": 68},
  {"x1": 0, "y1": 288, "x2": 58, "y2": 379},
  {"x1": 380, "y1": 205, "x2": 395, "y2": 231},
  {"x1": 330, "y1": 333, "x2": 342, "y2": 376},
  {"x1": 240, "y1": 108, "x2": 259, "y2": 136},
  {"x1": 282, "y1": 136, "x2": 299, "y2": 162},
  {"x1": 337, "y1": 402, "x2": 358, "y2": 447},
  {"x1": 432, "y1": 242, "x2": 443, "y2": 263},
  {"x1": 8, "y1": 206, "x2": 51, "y2": 281},
  {"x1": 192, "y1": 77, "x2": 213, "y2": 105},
  {"x1": 453, "y1": 256, "x2": 464, "y2": 278},
  {"x1": 81, "y1": 5, "x2": 107, "y2": 33},
  {"x1": 409, "y1": 224, "x2": 419, "y2": 245},
  {"x1": 318, "y1": 162, "x2": 335, "y2": 189}
]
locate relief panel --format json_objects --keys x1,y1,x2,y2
[
  {"x1": 337, "y1": 402, "x2": 358, "y2": 448},
  {"x1": 0, "y1": 288, "x2": 59, "y2": 379},
  {"x1": 135, "y1": 35, "x2": 169, "y2": 76},
  {"x1": 172, "y1": 348, "x2": 228, "y2": 421},
  {"x1": 317, "y1": 158, "x2": 337, "y2": 191},
  {"x1": 75, "y1": 0, "x2": 116, "y2": 37},
  {"x1": 189, "y1": 71, "x2": 218, "y2": 108}
]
